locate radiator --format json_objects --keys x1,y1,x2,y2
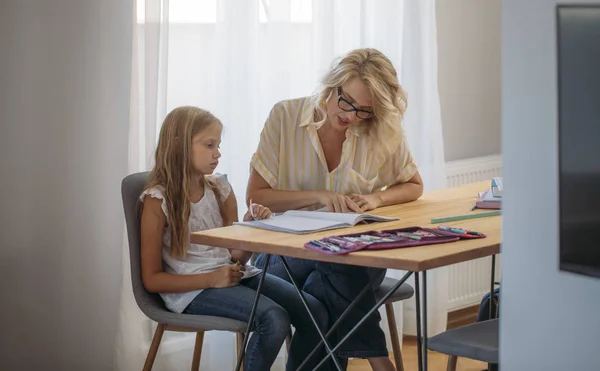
[
  {"x1": 445, "y1": 155, "x2": 503, "y2": 187},
  {"x1": 445, "y1": 154, "x2": 502, "y2": 311}
]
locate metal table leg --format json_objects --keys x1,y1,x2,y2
[
  {"x1": 312, "y1": 270, "x2": 414, "y2": 370},
  {"x1": 414, "y1": 272, "x2": 423, "y2": 371},
  {"x1": 422, "y1": 271, "x2": 428, "y2": 371},
  {"x1": 277, "y1": 256, "x2": 344, "y2": 371},
  {"x1": 235, "y1": 254, "x2": 271, "y2": 371},
  {"x1": 415, "y1": 270, "x2": 429, "y2": 371},
  {"x1": 416, "y1": 256, "x2": 498, "y2": 371},
  {"x1": 295, "y1": 266, "x2": 390, "y2": 370},
  {"x1": 490, "y1": 254, "x2": 496, "y2": 320},
  {"x1": 238, "y1": 256, "x2": 415, "y2": 371},
  {"x1": 489, "y1": 254, "x2": 498, "y2": 371}
]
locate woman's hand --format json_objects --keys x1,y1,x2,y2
[
  {"x1": 243, "y1": 202, "x2": 272, "y2": 221},
  {"x1": 210, "y1": 263, "x2": 245, "y2": 288},
  {"x1": 350, "y1": 193, "x2": 383, "y2": 212},
  {"x1": 317, "y1": 191, "x2": 362, "y2": 213}
]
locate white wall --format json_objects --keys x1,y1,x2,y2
[
  {"x1": 0, "y1": 1, "x2": 132, "y2": 370},
  {"x1": 437, "y1": 0, "x2": 502, "y2": 161},
  {"x1": 501, "y1": 0, "x2": 600, "y2": 370}
]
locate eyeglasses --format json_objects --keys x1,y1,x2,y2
[{"x1": 337, "y1": 87, "x2": 374, "y2": 120}]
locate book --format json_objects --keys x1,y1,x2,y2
[
  {"x1": 475, "y1": 190, "x2": 502, "y2": 210},
  {"x1": 234, "y1": 210, "x2": 398, "y2": 234},
  {"x1": 491, "y1": 177, "x2": 503, "y2": 198}
]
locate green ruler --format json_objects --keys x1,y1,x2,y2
[{"x1": 431, "y1": 210, "x2": 501, "y2": 224}]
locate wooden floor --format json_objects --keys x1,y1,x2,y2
[{"x1": 348, "y1": 337, "x2": 487, "y2": 371}]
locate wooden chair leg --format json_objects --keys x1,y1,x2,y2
[
  {"x1": 385, "y1": 303, "x2": 404, "y2": 371},
  {"x1": 191, "y1": 331, "x2": 204, "y2": 371},
  {"x1": 236, "y1": 332, "x2": 245, "y2": 370},
  {"x1": 447, "y1": 355, "x2": 458, "y2": 371},
  {"x1": 143, "y1": 323, "x2": 166, "y2": 371}
]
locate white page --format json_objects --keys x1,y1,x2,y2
[
  {"x1": 283, "y1": 210, "x2": 397, "y2": 224},
  {"x1": 283, "y1": 210, "x2": 360, "y2": 225},
  {"x1": 253, "y1": 214, "x2": 347, "y2": 233}
]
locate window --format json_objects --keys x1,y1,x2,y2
[
  {"x1": 259, "y1": 0, "x2": 312, "y2": 23},
  {"x1": 137, "y1": 0, "x2": 311, "y2": 24}
]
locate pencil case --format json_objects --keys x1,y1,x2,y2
[
  {"x1": 303, "y1": 235, "x2": 371, "y2": 255},
  {"x1": 303, "y1": 226, "x2": 486, "y2": 255},
  {"x1": 369, "y1": 226, "x2": 485, "y2": 250}
]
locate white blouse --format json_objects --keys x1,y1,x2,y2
[{"x1": 140, "y1": 173, "x2": 261, "y2": 313}]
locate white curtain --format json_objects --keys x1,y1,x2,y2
[{"x1": 115, "y1": 0, "x2": 446, "y2": 370}]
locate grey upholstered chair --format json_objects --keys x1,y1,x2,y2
[
  {"x1": 122, "y1": 172, "x2": 248, "y2": 371},
  {"x1": 428, "y1": 318, "x2": 499, "y2": 371}
]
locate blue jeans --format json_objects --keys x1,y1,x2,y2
[
  {"x1": 183, "y1": 272, "x2": 331, "y2": 371},
  {"x1": 254, "y1": 254, "x2": 388, "y2": 361}
]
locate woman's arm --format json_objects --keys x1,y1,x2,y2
[
  {"x1": 351, "y1": 133, "x2": 424, "y2": 211},
  {"x1": 246, "y1": 169, "x2": 321, "y2": 212},
  {"x1": 351, "y1": 171, "x2": 424, "y2": 211},
  {"x1": 246, "y1": 169, "x2": 362, "y2": 213},
  {"x1": 140, "y1": 197, "x2": 242, "y2": 293},
  {"x1": 377, "y1": 171, "x2": 424, "y2": 206}
]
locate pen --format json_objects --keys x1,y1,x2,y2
[
  {"x1": 326, "y1": 237, "x2": 355, "y2": 249},
  {"x1": 310, "y1": 240, "x2": 341, "y2": 252},
  {"x1": 438, "y1": 225, "x2": 467, "y2": 234},
  {"x1": 438, "y1": 225, "x2": 482, "y2": 236},
  {"x1": 308, "y1": 241, "x2": 331, "y2": 251},
  {"x1": 323, "y1": 241, "x2": 342, "y2": 251},
  {"x1": 397, "y1": 232, "x2": 422, "y2": 240},
  {"x1": 249, "y1": 199, "x2": 256, "y2": 220},
  {"x1": 466, "y1": 230, "x2": 483, "y2": 236},
  {"x1": 360, "y1": 235, "x2": 393, "y2": 242}
]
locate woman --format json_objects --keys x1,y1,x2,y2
[{"x1": 247, "y1": 48, "x2": 423, "y2": 371}]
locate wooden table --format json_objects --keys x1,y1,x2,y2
[{"x1": 191, "y1": 181, "x2": 501, "y2": 371}]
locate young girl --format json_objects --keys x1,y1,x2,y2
[{"x1": 139, "y1": 106, "x2": 330, "y2": 371}]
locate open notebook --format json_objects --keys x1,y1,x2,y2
[{"x1": 234, "y1": 210, "x2": 398, "y2": 234}]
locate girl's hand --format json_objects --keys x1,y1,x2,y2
[
  {"x1": 350, "y1": 194, "x2": 382, "y2": 212},
  {"x1": 316, "y1": 191, "x2": 362, "y2": 213},
  {"x1": 243, "y1": 202, "x2": 272, "y2": 221},
  {"x1": 210, "y1": 263, "x2": 245, "y2": 288}
]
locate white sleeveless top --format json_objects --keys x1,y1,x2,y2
[{"x1": 140, "y1": 173, "x2": 262, "y2": 313}]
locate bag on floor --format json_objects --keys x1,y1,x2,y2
[{"x1": 477, "y1": 284, "x2": 500, "y2": 322}]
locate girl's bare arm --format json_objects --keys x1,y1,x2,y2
[{"x1": 140, "y1": 197, "x2": 241, "y2": 293}]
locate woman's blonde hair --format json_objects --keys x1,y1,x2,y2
[
  {"x1": 144, "y1": 106, "x2": 227, "y2": 259},
  {"x1": 311, "y1": 48, "x2": 408, "y2": 162}
]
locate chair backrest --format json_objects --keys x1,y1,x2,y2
[{"x1": 121, "y1": 171, "x2": 168, "y2": 320}]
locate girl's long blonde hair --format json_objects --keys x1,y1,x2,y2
[
  {"x1": 311, "y1": 48, "x2": 408, "y2": 163},
  {"x1": 145, "y1": 106, "x2": 227, "y2": 259}
]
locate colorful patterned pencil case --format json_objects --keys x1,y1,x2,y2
[{"x1": 304, "y1": 225, "x2": 486, "y2": 255}]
